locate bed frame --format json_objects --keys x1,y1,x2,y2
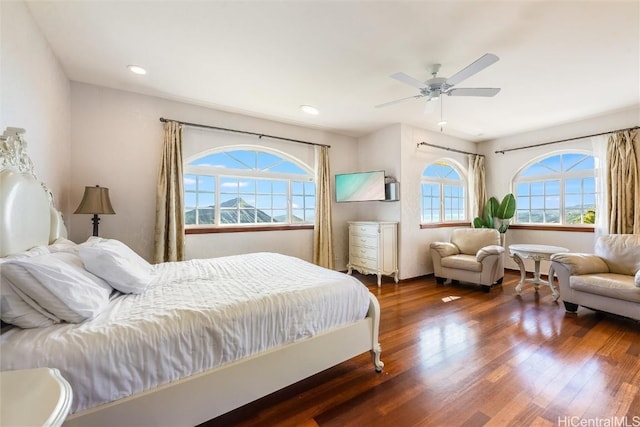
[{"x1": 0, "y1": 127, "x2": 384, "y2": 426}]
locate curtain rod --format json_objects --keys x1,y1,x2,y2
[
  {"x1": 495, "y1": 125, "x2": 639, "y2": 154},
  {"x1": 159, "y1": 117, "x2": 330, "y2": 148},
  {"x1": 416, "y1": 141, "x2": 483, "y2": 157}
]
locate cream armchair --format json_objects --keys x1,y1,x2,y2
[
  {"x1": 430, "y1": 228, "x2": 505, "y2": 292},
  {"x1": 550, "y1": 234, "x2": 640, "y2": 320}
]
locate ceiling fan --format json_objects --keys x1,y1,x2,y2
[{"x1": 376, "y1": 53, "x2": 501, "y2": 110}]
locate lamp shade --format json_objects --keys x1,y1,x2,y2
[{"x1": 74, "y1": 186, "x2": 115, "y2": 215}]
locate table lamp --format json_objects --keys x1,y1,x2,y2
[{"x1": 74, "y1": 185, "x2": 115, "y2": 236}]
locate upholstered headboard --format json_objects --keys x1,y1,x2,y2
[{"x1": 0, "y1": 127, "x2": 67, "y2": 257}]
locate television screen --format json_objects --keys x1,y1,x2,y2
[{"x1": 335, "y1": 170, "x2": 386, "y2": 202}]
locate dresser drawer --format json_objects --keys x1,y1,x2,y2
[
  {"x1": 350, "y1": 245, "x2": 377, "y2": 260},
  {"x1": 349, "y1": 224, "x2": 378, "y2": 237},
  {"x1": 349, "y1": 234, "x2": 378, "y2": 249},
  {"x1": 349, "y1": 255, "x2": 378, "y2": 270}
]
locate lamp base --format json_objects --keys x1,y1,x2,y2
[{"x1": 91, "y1": 214, "x2": 100, "y2": 237}]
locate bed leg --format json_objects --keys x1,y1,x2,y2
[{"x1": 371, "y1": 343, "x2": 384, "y2": 372}]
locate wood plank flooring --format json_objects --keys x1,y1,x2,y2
[{"x1": 201, "y1": 270, "x2": 640, "y2": 427}]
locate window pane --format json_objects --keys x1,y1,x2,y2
[
  {"x1": 545, "y1": 181, "x2": 559, "y2": 195},
  {"x1": 273, "y1": 195, "x2": 287, "y2": 209},
  {"x1": 199, "y1": 193, "x2": 215, "y2": 207},
  {"x1": 197, "y1": 176, "x2": 214, "y2": 190},
  {"x1": 272, "y1": 181, "x2": 287, "y2": 194},
  {"x1": 184, "y1": 175, "x2": 197, "y2": 191},
  {"x1": 517, "y1": 182, "x2": 529, "y2": 196},
  {"x1": 291, "y1": 181, "x2": 303, "y2": 194}
]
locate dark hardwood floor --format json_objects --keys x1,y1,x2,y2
[{"x1": 202, "y1": 270, "x2": 640, "y2": 427}]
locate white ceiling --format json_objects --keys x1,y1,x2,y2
[{"x1": 26, "y1": 1, "x2": 640, "y2": 142}]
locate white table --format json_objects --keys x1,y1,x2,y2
[
  {"x1": 509, "y1": 244, "x2": 569, "y2": 301},
  {"x1": 0, "y1": 367, "x2": 72, "y2": 427}
]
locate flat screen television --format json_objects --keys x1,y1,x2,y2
[{"x1": 335, "y1": 170, "x2": 386, "y2": 202}]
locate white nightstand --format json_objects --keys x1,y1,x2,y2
[{"x1": 0, "y1": 368, "x2": 72, "y2": 427}]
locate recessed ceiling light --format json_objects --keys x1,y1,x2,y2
[
  {"x1": 127, "y1": 65, "x2": 147, "y2": 75},
  {"x1": 300, "y1": 105, "x2": 319, "y2": 115}
]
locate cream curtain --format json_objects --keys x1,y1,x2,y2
[
  {"x1": 154, "y1": 121, "x2": 185, "y2": 263},
  {"x1": 468, "y1": 154, "x2": 487, "y2": 219},
  {"x1": 313, "y1": 145, "x2": 334, "y2": 269},
  {"x1": 607, "y1": 129, "x2": 639, "y2": 234},
  {"x1": 591, "y1": 135, "x2": 609, "y2": 238}
]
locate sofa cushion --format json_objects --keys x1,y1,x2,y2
[
  {"x1": 450, "y1": 229, "x2": 500, "y2": 255},
  {"x1": 570, "y1": 273, "x2": 640, "y2": 303},
  {"x1": 595, "y1": 234, "x2": 640, "y2": 276},
  {"x1": 441, "y1": 254, "x2": 482, "y2": 272}
]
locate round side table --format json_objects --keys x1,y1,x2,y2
[{"x1": 508, "y1": 244, "x2": 569, "y2": 301}]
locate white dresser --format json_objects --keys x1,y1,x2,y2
[{"x1": 347, "y1": 221, "x2": 398, "y2": 286}]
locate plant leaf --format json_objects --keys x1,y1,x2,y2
[{"x1": 496, "y1": 193, "x2": 516, "y2": 220}]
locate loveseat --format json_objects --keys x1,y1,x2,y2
[
  {"x1": 430, "y1": 228, "x2": 505, "y2": 292},
  {"x1": 550, "y1": 234, "x2": 640, "y2": 321}
]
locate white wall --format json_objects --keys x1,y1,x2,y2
[
  {"x1": 69, "y1": 82, "x2": 359, "y2": 265},
  {"x1": 479, "y1": 105, "x2": 640, "y2": 273},
  {"x1": 400, "y1": 125, "x2": 479, "y2": 278},
  {"x1": 0, "y1": 1, "x2": 71, "y2": 217}
]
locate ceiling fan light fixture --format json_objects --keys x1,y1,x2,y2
[
  {"x1": 300, "y1": 105, "x2": 320, "y2": 115},
  {"x1": 437, "y1": 120, "x2": 447, "y2": 127}
]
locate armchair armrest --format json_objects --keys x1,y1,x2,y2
[
  {"x1": 476, "y1": 245, "x2": 505, "y2": 262},
  {"x1": 550, "y1": 253, "x2": 609, "y2": 275},
  {"x1": 429, "y1": 242, "x2": 459, "y2": 258}
]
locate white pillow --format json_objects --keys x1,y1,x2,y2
[
  {"x1": 79, "y1": 238, "x2": 154, "y2": 294},
  {"x1": 635, "y1": 270, "x2": 640, "y2": 288},
  {"x1": 2, "y1": 252, "x2": 112, "y2": 323},
  {"x1": 47, "y1": 237, "x2": 78, "y2": 253},
  {"x1": 1, "y1": 248, "x2": 61, "y2": 328},
  {"x1": 1, "y1": 259, "x2": 58, "y2": 328}
]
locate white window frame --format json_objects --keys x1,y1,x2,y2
[
  {"x1": 513, "y1": 150, "x2": 596, "y2": 226},
  {"x1": 420, "y1": 159, "x2": 468, "y2": 224},
  {"x1": 184, "y1": 145, "x2": 315, "y2": 228}
]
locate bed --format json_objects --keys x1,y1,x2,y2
[{"x1": 0, "y1": 127, "x2": 383, "y2": 427}]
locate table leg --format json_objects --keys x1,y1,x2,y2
[
  {"x1": 512, "y1": 253, "x2": 526, "y2": 295},
  {"x1": 533, "y1": 260, "x2": 541, "y2": 290}
]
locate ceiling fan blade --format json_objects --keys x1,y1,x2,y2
[
  {"x1": 445, "y1": 53, "x2": 499, "y2": 86},
  {"x1": 447, "y1": 88, "x2": 501, "y2": 97},
  {"x1": 375, "y1": 94, "x2": 424, "y2": 108},
  {"x1": 390, "y1": 72, "x2": 428, "y2": 89}
]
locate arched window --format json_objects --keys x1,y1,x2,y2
[
  {"x1": 514, "y1": 152, "x2": 596, "y2": 225},
  {"x1": 184, "y1": 147, "x2": 315, "y2": 227},
  {"x1": 421, "y1": 161, "x2": 466, "y2": 223}
]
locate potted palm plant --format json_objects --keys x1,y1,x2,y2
[{"x1": 473, "y1": 193, "x2": 516, "y2": 245}]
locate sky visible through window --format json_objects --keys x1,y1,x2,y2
[{"x1": 185, "y1": 150, "x2": 314, "y2": 226}]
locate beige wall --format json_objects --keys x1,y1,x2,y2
[
  {"x1": 69, "y1": 82, "x2": 359, "y2": 265},
  {"x1": 480, "y1": 106, "x2": 640, "y2": 273},
  {"x1": 0, "y1": 1, "x2": 71, "y2": 216}
]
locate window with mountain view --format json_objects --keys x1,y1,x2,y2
[
  {"x1": 421, "y1": 161, "x2": 466, "y2": 224},
  {"x1": 184, "y1": 149, "x2": 315, "y2": 227},
  {"x1": 514, "y1": 152, "x2": 596, "y2": 225}
]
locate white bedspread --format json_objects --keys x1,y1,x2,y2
[{"x1": 0, "y1": 253, "x2": 371, "y2": 414}]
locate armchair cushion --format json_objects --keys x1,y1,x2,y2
[
  {"x1": 595, "y1": 234, "x2": 640, "y2": 276},
  {"x1": 450, "y1": 228, "x2": 501, "y2": 254},
  {"x1": 441, "y1": 254, "x2": 482, "y2": 272},
  {"x1": 571, "y1": 274, "x2": 640, "y2": 303},
  {"x1": 550, "y1": 253, "x2": 609, "y2": 276},
  {"x1": 429, "y1": 242, "x2": 460, "y2": 258},
  {"x1": 635, "y1": 270, "x2": 640, "y2": 287}
]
